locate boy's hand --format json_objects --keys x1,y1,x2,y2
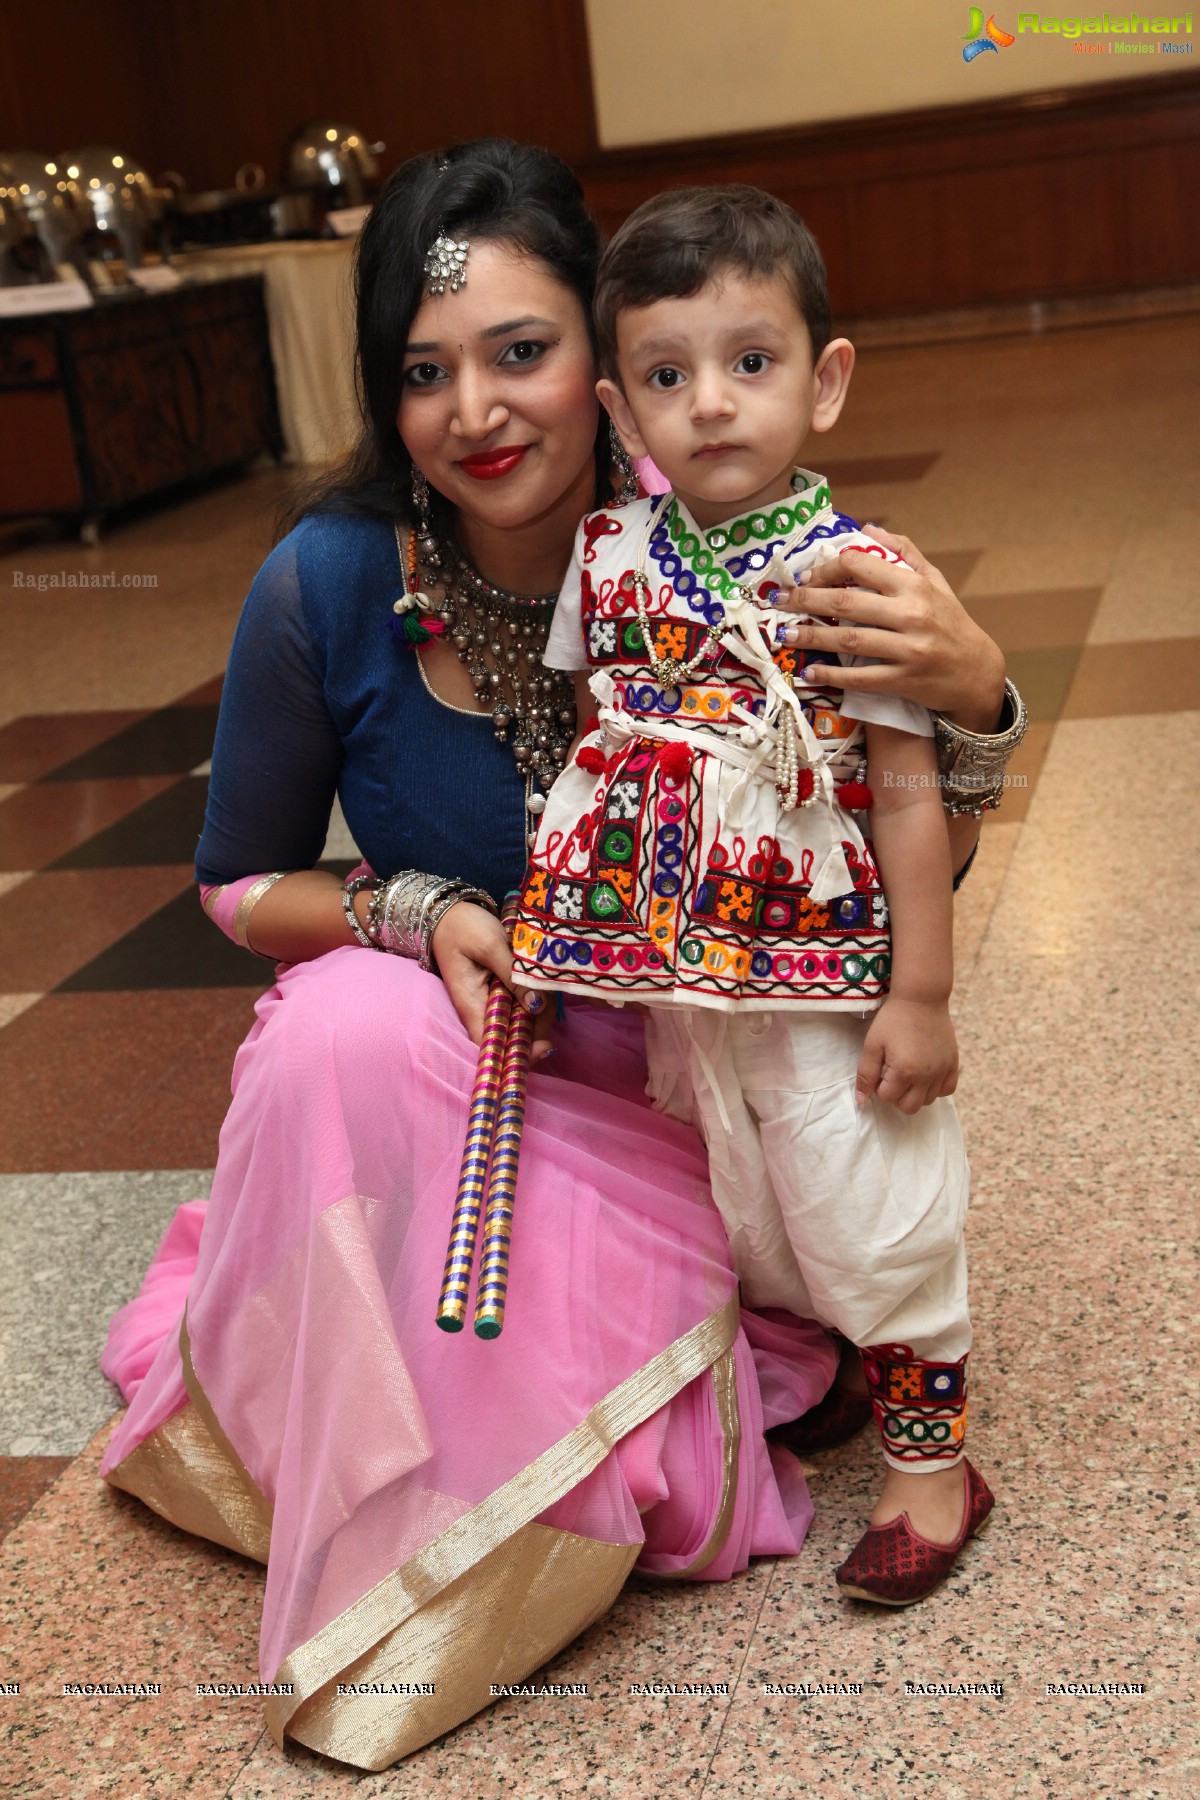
[{"x1": 855, "y1": 997, "x2": 958, "y2": 1114}]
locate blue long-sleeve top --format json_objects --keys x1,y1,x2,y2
[{"x1": 196, "y1": 512, "x2": 531, "y2": 899}]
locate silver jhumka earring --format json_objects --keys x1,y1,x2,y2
[
  {"x1": 424, "y1": 234, "x2": 469, "y2": 295},
  {"x1": 411, "y1": 465, "x2": 441, "y2": 573},
  {"x1": 609, "y1": 421, "x2": 639, "y2": 504}
]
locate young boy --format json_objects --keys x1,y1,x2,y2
[{"x1": 511, "y1": 186, "x2": 993, "y2": 1604}]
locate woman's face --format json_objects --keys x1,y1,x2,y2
[{"x1": 398, "y1": 239, "x2": 600, "y2": 535}]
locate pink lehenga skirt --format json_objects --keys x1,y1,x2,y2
[{"x1": 100, "y1": 946, "x2": 835, "y2": 1771}]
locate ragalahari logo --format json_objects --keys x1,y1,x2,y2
[{"x1": 963, "y1": 9, "x2": 1017, "y2": 56}]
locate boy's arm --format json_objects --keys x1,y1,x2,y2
[{"x1": 857, "y1": 722, "x2": 958, "y2": 1114}]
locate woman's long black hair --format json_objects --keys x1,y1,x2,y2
[{"x1": 278, "y1": 138, "x2": 608, "y2": 540}]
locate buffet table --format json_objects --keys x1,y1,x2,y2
[
  {"x1": 0, "y1": 275, "x2": 282, "y2": 538},
  {"x1": 174, "y1": 238, "x2": 357, "y2": 464}
]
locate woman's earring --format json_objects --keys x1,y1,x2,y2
[
  {"x1": 411, "y1": 465, "x2": 440, "y2": 565},
  {"x1": 609, "y1": 422, "x2": 639, "y2": 505},
  {"x1": 411, "y1": 464, "x2": 431, "y2": 525}
]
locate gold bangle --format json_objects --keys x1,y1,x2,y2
[{"x1": 234, "y1": 871, "x2": 290, "y2": 955}]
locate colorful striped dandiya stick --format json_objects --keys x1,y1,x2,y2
[
  {"x1": 435, "y1": 977, "x2": 513, "y2": 1332},
  {"x1": 472, "y1": 1001, "x2": 534, "y2": 1339}
]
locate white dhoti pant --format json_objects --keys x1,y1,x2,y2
[{"x1": 645, "y1": 1008, "x2": 972, "y2": 1471}]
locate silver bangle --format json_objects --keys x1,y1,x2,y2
[
  {"x1": 234, "y1": 871, "x2": 290, "y2": 957},
  {"x1": 372, "y1": 870, "x2": 495, "y2": 969},
  {"x1": 369, "y1": 870, "x2": 498, "y2": 969},
  {"x1": 376, "y1": 871, "x2": 444, "y2": 959},
  {"x1": 341, "y1": 874, "x2": 380, "y2": 948},
  {"x1": 418, "y1": 884, "x2": 496, "y2": 973},
  {"x1": 932, "y1": 677, "x2": 1028, "y2": 818}
]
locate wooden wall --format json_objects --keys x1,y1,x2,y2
[
  {"x1": 578, "y1": 70, "x2": 1200, "y2": 319},
  {"x1": 3, "y1": 4, "x2": 1197, "y2": 321},
  {"x1": 0, "y1": 0, "x2": 597, "y2": 187}
]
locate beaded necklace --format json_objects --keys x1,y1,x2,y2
[{"x1": 392, "y1": 525, "x2": 576, "y2": 844}]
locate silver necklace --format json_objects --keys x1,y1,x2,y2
[{"x1": 413, "y1": 530, "x2": 577, "y2": 836}]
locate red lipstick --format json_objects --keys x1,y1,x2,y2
[{"x1": 458, "y1": 444, "x2": 531, "y2": 480}]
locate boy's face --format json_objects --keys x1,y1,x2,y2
[{"x1": 598, "y1": 267, "x2": 853, "y2": 529}]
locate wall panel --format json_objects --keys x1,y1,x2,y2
[
  {"x1": 1, "y1": 0, "x2": 597, "y2": 189},
  {"x1": 1123, "y1": 139, "x2": 1200, "y2": 283},
  {"x1": 578, "y1": 72, "x2": 1200, "y2": 319},
  {"x1": 584, "y1": 0, "x2": 1198, "y2": 147}
]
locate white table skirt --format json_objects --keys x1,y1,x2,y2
[{"x1": 174, "y1": 239, "x2": 358, "y2": 465}]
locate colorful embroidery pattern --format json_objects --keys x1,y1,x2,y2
[
  {"x1": 513, "y1": 732, "x2": 889, "y2": 1006},
  {"x1": 513, "y1": 483, "x2": 900, "y2": 1011},
  {"x1": 861, "y1": 1343, "x2": 969, "y2": 1466},
  {"x1": 723, "y1": 512, "x2": 860, "y2": 582}
]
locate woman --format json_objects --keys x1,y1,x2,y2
[{"x1": 99, "y1": 141, "x2": 1018, "y2": 1771}]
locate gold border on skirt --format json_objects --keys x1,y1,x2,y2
[
  {"x1": 266, "y1": 1293, "x2": 739, "y2": 1754},
  {"x1": 104, "y1": 1334, "x2": 273, "y2": 1567},
  {"x1": 649, "y1": 1344, "x2": 741, "y2": 1581},
  {"x1": 287, "y1": 1520, "x2": 639, "y2": 1768},
  {"x1": 104, "y1": 1292, "x2": 741, "y2": 1770}
]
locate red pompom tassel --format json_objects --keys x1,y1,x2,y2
[
  {"x1": 576, "y1": 746, "x2": 607, "y2": 775},
  {"x1": 797, "y1": 766, "x2": 815, "y2": 802},
  {"x1": 836, "y1": 779, "x2": 873, "y2": 810},
  {"x1": 658, "y1": 742, "x2": 693, "y2": 785}
]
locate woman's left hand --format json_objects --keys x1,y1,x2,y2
[
  {"x1": 432, "y1": 901, "x2": 555, "y2": 1064},
  {"x1": 775, "y1": 524, "x2": 1006, "y2": 732}
]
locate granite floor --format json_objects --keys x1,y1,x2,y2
[{"x1": 0, "y1": 314, "x2": 1197, "y2": 1798}]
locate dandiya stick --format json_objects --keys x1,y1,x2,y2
[
  {"x1": 473, "y1": 999, "x2": 534, "y2": 1339},
  {"x1": 435, "y1": 978, "x2": 512, "y2": 1332}
]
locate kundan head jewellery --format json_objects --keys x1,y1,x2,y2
[{"x1": 424, "y1": 233, "x2": 470, "y2": 295}]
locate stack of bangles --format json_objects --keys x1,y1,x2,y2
[{"x1": 339, "y1": 871, "x2": 498, "y2": 971}]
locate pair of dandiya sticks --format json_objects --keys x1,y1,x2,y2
[{"x1": 436, "y1": 903, "x2": 534, "y2": 1338}]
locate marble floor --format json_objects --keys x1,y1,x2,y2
[{"x1": 0, "y1": 313, "x2": 1197, "y2": 1798}]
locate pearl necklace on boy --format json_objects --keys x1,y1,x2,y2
[{"x1": 629, "y1": 488, "x2": 819, "y2": 812}]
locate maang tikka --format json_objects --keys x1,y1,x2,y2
[{"x1": 425, "y1": 234, "x2": 470, "y2": 295}]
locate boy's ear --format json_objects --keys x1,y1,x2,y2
[
  {"x1": 596, "y1": 377, "x2": 648, "y2": 461},
  {"x1": 809, "y1": 338, "x2": 855, "y2": 435}
]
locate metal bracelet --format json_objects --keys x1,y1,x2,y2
[
  {"x1": 233, "y1": 871, "x2": 290, "y2": 957},
  {"x1": 376, "y1": 870, "x2": 449, "y2": 959},
  {"x1": 341, "y1": 874, "x2": 381, "y2": 948},
  {"x1": 932, "y1": 677, "x2": 1028, "y2": 818},
  {"x1": 370, "y1": 871, "x2": 498, "y2": 967},
  {"x1": 419, "y1": 884, "x2": 498, "y2": 975}
]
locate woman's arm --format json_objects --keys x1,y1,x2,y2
[
  {"x1": 196, "y1": 531, "x2": 551, "y2": 1051},
  {"x1": 776, "y1": 526, "x2": 1013, "y2": 877}
]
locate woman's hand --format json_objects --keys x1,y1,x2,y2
[
  {"x1": 776, "y1": 525, "x2": 1006, "y2": 731},
  {"x1": 431, "y1": 902, "x2": 555, "y2": 1064}
]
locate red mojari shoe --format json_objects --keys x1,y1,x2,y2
[{"x1": 835, "y1": 1460, "x2": 994, "y2": 1606}]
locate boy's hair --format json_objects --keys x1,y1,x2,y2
[{"x1": 594, "y1": 184, "x2": 831, "y2": 379}]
